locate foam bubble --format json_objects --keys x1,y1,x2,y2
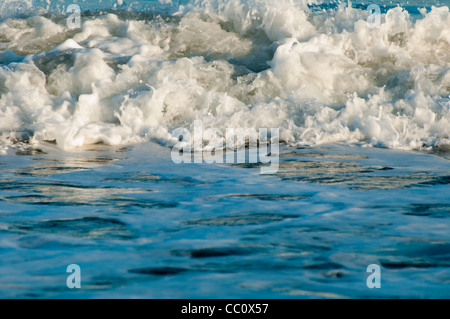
[{"x1": 0, "y1": 0, "x2": 449, "y2": 151}]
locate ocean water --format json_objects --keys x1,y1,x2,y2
[{"x1": 0, "y1": 0, "x2": 449, "y2": 298}]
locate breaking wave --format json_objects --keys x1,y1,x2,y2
[{"x1": 0, "y1": 0, "x2": 449, "y2": 151}]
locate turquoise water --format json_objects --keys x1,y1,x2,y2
[
  {"x1": 0, "y1": 0, "x2": 449, "y2": 298},
  {"x1": 1, "y1": 143, "x2": 450, "y2": 298},
  {"x1": 3, "y1": 0, "x2": 450, "y2": 15}
]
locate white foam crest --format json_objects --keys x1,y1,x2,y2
[{"x1": 0, "y1": 1, "x2": 449, "y2": 151}]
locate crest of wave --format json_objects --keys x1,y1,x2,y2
[{"x1": 0, "y1": 0, "x2": 449, "y2": 150}]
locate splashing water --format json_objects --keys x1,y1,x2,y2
[
  {"x1": 1, "y1": 0, "x2": 450, "y2": 299},
  {"x1": 0, "y1": 0, "x2": 449, "y2": 150}
]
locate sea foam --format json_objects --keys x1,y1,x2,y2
[{"x1": 0, "y1": 0, "x2": 449, "y2": 150}]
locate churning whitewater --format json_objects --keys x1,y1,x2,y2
[{"x1": 0, "y1": 0, "x2": 449, "y2": 152}]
